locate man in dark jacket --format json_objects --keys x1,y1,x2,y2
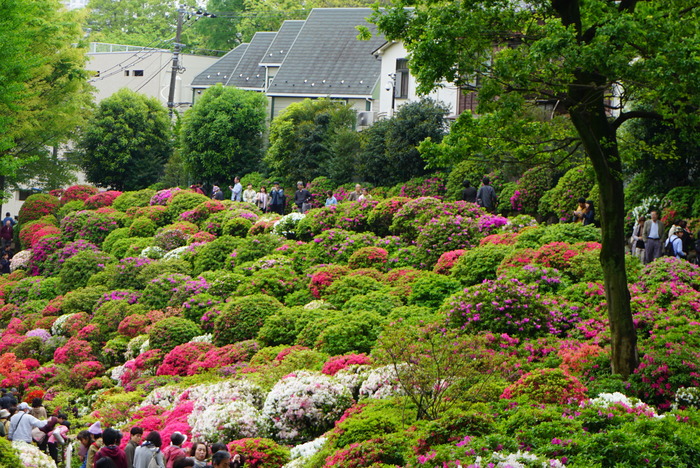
[
  {"x1": 95, "y1": 428, "x2": 128, "y2": 468},
  {"x1": 461, "y1": 180, "x2": 477, "y2": 203},
  {"x1": 125, "y1": 426, "x2": 143, "y2": 468},
  {"x1": 0, "y1": 220, "x2": 12, "y2": 250},
  {"x1": 294, "y1": 182, "x2": 311, "y2": 213}
]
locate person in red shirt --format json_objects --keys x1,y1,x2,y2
[{"x1": 94, "y1": 428, "x2": 128, "y2": 468}]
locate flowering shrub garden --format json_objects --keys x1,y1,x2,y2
[{"x1": 0, "y1": 184, "x2": 699, "y2": 467}]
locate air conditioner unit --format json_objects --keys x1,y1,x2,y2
[{"x1": 358, "y1": 111, "x2": 376, "y2": 126}]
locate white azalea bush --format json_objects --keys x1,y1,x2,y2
[
  {"x1": 273, "y1": 212, "x2": 305, "y2": 237},
  {"x1": 473, "y1": 450, "x2": 566, "y2": 468},
  {"x1": 189, "y1": 400, "x2": 262, "y2": 442},
  {"x1": 581, "y1": 392, "x2": 659, "y2": 417},
  {"x1": 12, "y1": 441, "x2": 56, "y2": 468},
  {"x1": 262, "y1": 371, "x2": 353, "y2": 442},
  {"x1": 358, "y1": 364, "x2": 405, "y2": 399},
  {"x1": 673, "y1": 387, "x2": 700, "y2": 410}
]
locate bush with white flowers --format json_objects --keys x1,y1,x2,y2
[
  {"x1": 51, "y1": 314, "x2": 75, "y2": 336},
  {"x1": 358, "y1": 364, "x2": 405, "y2": 399},
  {"x1": 262, "y1": 371, "x2": 353, "y2": 442},
  {"x1": 12, "y1": 441, "x2": 57, "y2": 468},
  {"x1": 673, "y1": 387, "x2": 700, "y2": 410},
  {"x1": 273, "y1": 212, "x2": 305, "y2": 238},
  {"x1": 474, "y1": 450, "x2": 566, "y2": 468}
]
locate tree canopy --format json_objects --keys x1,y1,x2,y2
[
  {"x1": 0, "y1": 0, "x2": 93, "y2": 200},
  {"x1": 77, "y1": 88, "x2": 173, "y2": 191},
  {"x1": 265, "y1": 99, "x2": 360, "y2": 185},
  {"x1": 371, "y1": 0, "x2": 700, "y2": 377},
  {"x1": 86, "y1": 0, "x2": 175, "y2": 47},
  {"x1": 180, "y1": 84, "x2": 267, "y2": 184}
]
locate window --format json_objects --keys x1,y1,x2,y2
[
  {"x1": 395, "y1": 59, "x2": 409, "y2": 99},
  {"x1": 124, "y1": 70, "x2": 130, "y2": 76},
  {"x1": 133, "y1": 70, "x2": 144, "y2": 77},
  {"x1": 18, "y1": 190, "x2": 35, "y2": 201}
]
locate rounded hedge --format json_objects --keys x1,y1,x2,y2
[
  {"x1": 148, "y1": 317, "x2": 202, "y2": 354},
  {"x1": 213, "y1": 294, "x2": 283, "y2": 346}
]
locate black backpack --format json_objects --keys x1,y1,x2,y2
[{"x1": 664, "y1": 238, "x2": 676, "y2": 257}]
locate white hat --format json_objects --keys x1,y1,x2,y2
[
  {"x1": 18, "y1": 402, "x2": 29, "y2": 411},
  {"x1": 0, "y1": 409, "x2": 10, "y2": 418}
]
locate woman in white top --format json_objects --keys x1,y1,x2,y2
[
  {"x1": 631, "y1": 216, "x2": 645, "y2": 263},
  {"x1": 133, "y1": 431, "x2": 165, "y2": 468},
  {"x1": 255, "y1": 186, "x2": 269, "y2": 212}
]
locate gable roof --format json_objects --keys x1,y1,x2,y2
[
  {"x1": 191, "y1": 43, "x2": 248, "y2": 87},
  {"x1": 260, "y1": 20, "x2": 305, "y2": 67},
  {"x1": 226, "y1": 31, "x2": 277, "y2": 90},
  {"x1": 267, "y1": 8, "x2": 386, "y2": 98}
]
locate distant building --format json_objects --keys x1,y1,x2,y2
[{"x1": 62, "y1": 0, "x2": 88, "y2": 10}]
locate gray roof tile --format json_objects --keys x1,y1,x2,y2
[
  {"x1": 226, "y1": 32, "x2": 277, "y2": 90},
  {"x1": 191, "y1": 43, "x2": 248, "y2": 87},
  {"x1": 260, "y1": 20, "x2": 305, "y2": 66},
  {"x1": 268, "y1": 8, "x2": 386, "y2": 98}
]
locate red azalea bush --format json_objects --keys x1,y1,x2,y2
[
  {"x1": 118, "y1": 314, "x2": 151, "y2": 338},
  {"x1": 308, "y1": 265, "x2": 350, "y2": 299},
  {"x1": 18, "y1": 194, "x2": 60, "y2": 225},
  {"x1": 480, "y1": 232, "x2": 518, "y2": 246},
  {"x1": 187, "y1": 341, "x2": 260, "y2": 375},
  {"x1": 70, "y1": 360, "x2": 104, "y2": 385},
  {"x1": 60, "y1": 210, "x2": 119, "y2": 244},
  {"x1": 501, "y1": 368, "x2": 588, "y2": 404},
  {"x1": 433, "y1": 249, "x2": 467, "y2": 275},
  {"x1": 367, "y1": 197, "x2": 411, "y2": 237},
  {"x1": 30, "y1": 226, "x2": 62, "y2": 248},
  {"x1": 61, "y1": 185, "x2": 99, "y2": 204},
  {"x1": 227, "y1": 438, "x2": 290, "y2": 468},
  {"x1": 19, "y1": 219, "x2": 57, "y2": 249},
  {"x1": 53, "y1": 338, "x2": 95, "y2": 365},
  {"x1": 322, "y1": 353, "x2": 373, "y2": 375},
  {"x1": 347, "y1": 247, "x2": 388, "y2": 270},
  {"x1": 188, "y1": 231, "x2": 216, "y2": 244},
  {"x1": 322, "y1": 439, "x2": 401, "y2": 468},
  {"x1": 156, "y1": 342, "x2": 215, "y2": 376},
  {"x1": 84, "y1": 190, "x2": 123, "y2": 209}
]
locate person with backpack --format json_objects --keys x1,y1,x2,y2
[
  {"x1": 94, "y1": 427, "x2": 128, "y2": 468},
  {"x1": 665, "y1": 229, "x2": 686, "y2": 259},
  {"x1": 133, "y1": 431, "x2": 165, "y2": 468},
  {"x1": 0, "y1": 409, "x2": 10, "y2": 437}
]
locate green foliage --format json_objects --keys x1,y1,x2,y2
[
  {"x1": 86, "y1": 0, "x2": 175, "y2": 46},
  {"x1": 343, "y1": 291, "x2": 402, "y2": 316},
  {"x1": 0, "y1": 436, "x2": 23, "y2": 466},
  {"x1": 538, "y1": 165, "x2": 595, "y2": 221},
  {"x1": 166, "y1": 191, "x2": 210, "y2": 222},
  {"x1": 59, "y1": 250, "x2": 115, "y2": 293},
  {"x1": 181, "y1": 84, "x2": 267, "y2": 182},
  {"x1": 265, "y1": 98, "x2": 359, "y2": 185},
  {"x1": 444, "y1": 159, "x2": 493, "y2": 201},
  {"x1": 112, "y1": 189, "x2": 156, "y2": 212},
  {"x1": 213, "y1": 294, "x2": 283, "y2": 346},
  {"x1": 148, "y1": 317, "x2": 202, "y2": 354},
  {"x1": 192, "y1": 235, "x2": 241, "y2": 274},
  {"x1": 62, "y1": 286, "x2": 109, "y2": 314},
  {"x1": 257, "y1": 307, "x2": 301, "y2": 347},
  {"x1": 407, "y1": 272, "x2": 461, "y2": 309},
  {"x1": 514, "y1": 223, "x2": 600, "y2": 249},
  {"x1": 357, "y1": 98, "x2": 450, "y2": 185},
  {"x1": 324, "y1": 275, "x2": 384, "y2": 307},
  {"x1": 77, "y1": 88, "x2": 173, "y2": 190},
  {"x1": 102, "y1": 228, "x2": 130, "y2": 253},
  {"x1": 316, "y1": 310, "x2": 385, "y2": 355},
  {"x1": 451, "y1": 244, "x2": 515, "y2": 286},
  {"x1": 128, "y1": 217, "x2": 157, "y2": 237}
]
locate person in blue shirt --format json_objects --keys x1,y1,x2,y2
[
  {"x1": 2, "y1": 213, "x2": 15, "y2": 227},
  {"x1": 229, "y1": 177, "x2": 242, "y2": 202},
  {"x1": 666, "y1": 229, "x2": 686, "y2": 259},
  {"x1": 325, "y1": 191, "x2": 337, "y2": 207}
]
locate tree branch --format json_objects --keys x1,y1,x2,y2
[{"x1": 611, "y1": 110, "x2": 665, "y2": 130}]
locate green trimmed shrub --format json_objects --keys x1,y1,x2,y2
[
  {"x1": 112, "y1": 189, "x2": 156, "y2": 212},
  {"x1": 102, "y1": 228, "x2": 130, "y2": 252},
  {"x1": 315, "y1": 311, "x2": 385, "y2": 355},
  {"x1": 451, "y1": 244, "x2": 515, "y2": 286},
  {"x1": 213, "y1": 294, "x2": 283, "y2": 346},
  {"x1": 257, "y1": 307, "x2": 301, "y2": 346},
  {"x1": 222, "y1": 217, "x2": 252, "y2": 237},
  {"x1": 148, "y1": 317, "x2": 202, "y2": 354},
  {"x1": 62, "y1": 286, "x2": 109, "y2": 314},
  {"x1": 407, "y1": 272, "x2": 461, "y2": 309},
  {"x1": 59, "y1": 250, "x2": 115, "y2": 293},
  {"x1": 324, "y1": 275, "x2": 384, "y2": 307},
  {"x1": 342, "y1": 291, "x2": 402, "y2": 316},
  {"x1": 56, "y1": 199, "x2": 85, "y2": 220},
  {"x1": 128, "y1": 217, "x2": 157, "y2": 237},
  {"x1": 192, "y1": 235, "x2": 241, "y2": 274},
  {"x1": 367, "y1": 197, "x2": 411, "y2": 237},
  {"x1": 166, "y1": 191, "x2": 210, "y2": 221}
]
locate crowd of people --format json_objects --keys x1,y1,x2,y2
[
  {"x1": 0, "y1": 212, "x2": 17, "y2": 274},
  {"x1": 630, "y1": 210, "x2": 698, "y2": 263},
  {"x1": 0, "y1": 388, "x2": 246, "y2": 468}
]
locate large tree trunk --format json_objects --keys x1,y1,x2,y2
[{"x1": 568, "y1": 79, "x2": 639, "y2": 378}]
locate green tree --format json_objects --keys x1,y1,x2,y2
[
  {"x1": 77, "y1": 88, "x2": 173, "y2": 190},
  {"x1": 371, "y1": 1, "x2": 700, "y2": 377},
  {"x1": 265, "y1": 98, "x2": 360, "y2": 185},
  {"x1": 357, "y1": 98, "x2": 449, "y2": 185},
  {"x1": 86, "y1": 0, "x2": 175, "y2": 47},
  {"x1": 0, "y1": 0, "x2": 93, "y2": 203},
  {"x1": 180, "y1": 84, "x2": 267, "y2": 183}
]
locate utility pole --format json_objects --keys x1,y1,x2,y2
[{"x1": 167, "y1": 6, "x2": 185, "y2": 118}]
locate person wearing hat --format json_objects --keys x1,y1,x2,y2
[
  {"x1": 162, "y1": 432, "x2": 187, "y2": 468},
  {"x1": 8, "y1": 402, "x2": 47, "y2": 443},
  {"x1": 211, "y1": 186, "x2": 224, "y2": 201},
  {"x1": 86, "y1": 421, "x2": 104, "y2": 468},
  {"x1": 0, "y1": 408, "x2": 10, "y2": 437}
]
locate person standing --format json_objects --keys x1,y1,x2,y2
[
  {"x1": 242, "y1": 184, "x2": 256, "y2": 204},
  {"x1": 47, "y1": 417, "x2": 70, "y2": 465},
  {"x1": 325, "y1": 191, "x2": 337, "y2": 207},
  {"x1": 666, "y1": 229, "x2": 687, "y2": 259},
  {"x1": 294, "y1": 182, "x2": 311, "y2": 213},
  {"x1": 582, "y1": 200, "x2": 595, "y2": 226},
  {"x1": 189, "y1": 442, "x2": 209, "y2": 468},
  {"x1": 572, "y1": 198, "x2": 587, "y2": 223},
  {"x1": 643, "y1": 210, "x2": 665, "y2": 264},
  {"x1": 255, "y1": 186, "x2": 269, "y2": 212},
  {"x1": 476, "y1": 177, "x2": 497, "y2": 213},
  {"x1": 0, "y1": 409, "x2": 10, "y2": 437},
  {"x1": 0, "y1": 220, "x2": 13, "y2": 251},
  {"x1": 94, "y1": 427, "x2": 128, "y2": 468},
  {"x1": 211, "y1": 186, "x2": 224, "y2": 201},
  {"x1": 8, "y1": 402, "x2": 47, "y2": 443},
  {"x1": 2, "y1": 213, "x2": 15, "y2": 226},
  {"x1": 347, "y1": 184, "x2": 362, "y2": 202},
  {"x1": 229, "y1": 177, "x2": 243, "y2": 202},
  {"x1": 30, "y1": 397, "x2": 48, "y2": 420},
  {"x1": 211, "y1": 451, "x2": 231, "y2": 468},
  {"x1": 269, "y1": 182, "x2": 285, "y2": 215},
  {"x1": 630, "y1": 216, "x2": 645, "y2": 263},
  {"x1": 162, "y1": 432, "x2": 187, "y2": 468},
  {"x1": 133, "y1": 431, "x2": 165, "y2": 468},
  {"x1": 86, "y1": 422, "x2": 104, "y2": 468},
  {"x1": 125, "y1": 427, "x2": 143, "y2": 468},
  {"x1": 461, "y1": 180, "x2": 477, "y2": 204}
]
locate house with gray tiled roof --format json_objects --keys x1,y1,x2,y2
[
  {"x1": 266, "y1": 8, "x2": 386, "y2": 119},
  {"x1": 191, "y1": 43, "x2": 249, "y2": 96},
  {"x1": 259, "y1": 20, "x2": 305, "y2": 88},
  {"x1": 226, "y1": 31, "x2": 278, "y2": 91}
]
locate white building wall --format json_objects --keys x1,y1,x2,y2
[
  {"x1": 87, "y1": 46, "x2": 218, "y2": 107},
  {"x1": 375, "y1": 41, "x2": 459, "y2": 119}
]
